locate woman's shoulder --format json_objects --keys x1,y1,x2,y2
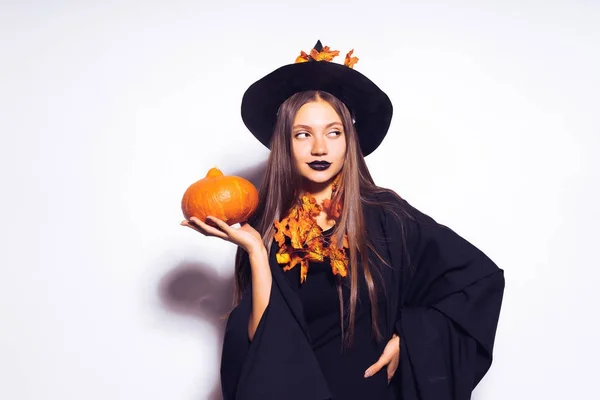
[
  {"x1": 365, "y1": 189, "x2": 498, "y2": 272},
  {"x1": 362, "y1": 188, "x2": 436, "y2": 228},
  {"x1": 362, "y1": 188, "x2": 462, "y2": 255}
]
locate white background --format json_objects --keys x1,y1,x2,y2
[{"x1": 1, "y1": 1, "x2": 598, "y2": 399}]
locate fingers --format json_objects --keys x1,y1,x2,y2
[
  {"x1": 204, "y1": 216, "x2": 232, "y2": 234},
  {"x1": 180, "y1": 220, "x2": 202, "y2": 233},
  {"x1": 365, "y1": 355, "x2": 398, "y2": 381},
  {"x1": 365, "y1": 334, "x2": 401, "y2": 380},
  {"x1": 387, "y1": 334, "x2": 400, "y2": 382},
  {"x1": 181, "y1": 217, "x2": 229, "y2": 240},
  {"x1": 364, "y1": 354, "x2": 388, "y2": 378},
  {"x1": 387, "y1": 357, "x2": 399, "y2": 383},
  {"x1": 195, "y1": 217, "x2": 231, "y2": 239}
]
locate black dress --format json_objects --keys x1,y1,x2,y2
[
  {"x1": 282, "y1": 227, "x2": 393, "y2": 399},
  {"x1": 220, "y1": 194, "x2": 505, "y2": 400}
]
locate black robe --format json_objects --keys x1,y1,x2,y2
[{"x1": 220, "y1": 195, "x2": 505, "y2": 400}]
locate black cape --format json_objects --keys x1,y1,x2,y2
[{"x1": 220, "y1": 195, "x2": 505, "y2": 400}]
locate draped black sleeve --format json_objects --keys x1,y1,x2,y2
[
  {"x1": 219, "y1": 249, "x2": 332, "y2": 400},
  {"x1": 381, "y1": 196, "x2": 505, "y2": 400}
]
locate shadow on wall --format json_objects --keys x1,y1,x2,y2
[
  {"x1": 158, "y1": 261, "x2": 234, "y2": 400},
  {"x1": 160, "y1": 161, "x2": 267, "y2": 399}
]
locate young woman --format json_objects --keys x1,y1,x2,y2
[{"x1": 181, "y1": 40, "x2": 504, "y2": 400}]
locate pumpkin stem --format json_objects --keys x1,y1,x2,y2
[{"x1": 206, "y1": 167, "x2": 224, "y2": 179}]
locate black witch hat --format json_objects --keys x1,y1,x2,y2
[{"x1": 240, "y1": 40, "x2": 393, "y2": 157}]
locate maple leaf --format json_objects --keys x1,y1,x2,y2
[
  {"x1": 330, "y1": 257, "x2": 348, "y2": 277},
  {"x1": 282, "y1": 253, "x2": 303, "y2": 271},
  {"x1": 300, "y1": 260, "x2": 309, "y2": 283},
  {"x1": 322, "y1": 198, "x2": 343, "y2": 219},
  {"x1": 295, "y1": 50, "x2": 310, "y2": 63},
  {"x1": 299, "y1": 217, "x2": 314, "y2": 243},
  {"x1": 305, "y1": 224, "x2": 322, "y2": 244},
  {"x1": 329, "y1": 241, "x2": 348, "y2": 276},
  {"x1": 274, "y1": 222, "x2": 287, "y2": 246},
  {"x1": 307, "y1": 251, "x2": 325, "y2": 263},
  {"x1": 300, "y1": 195, "x2": 321, "y2": 216},
  {"x1": 290, "y1": 254, "x2": 303, "y2": 269},
  {"x1": 306, "y1": 239, "x2": 325, "y2": 262},
  {"x1": 310, "y1": 46, "x2": 340, "y2": 62},
  {"x1": 288, "y1": 219, "x2": 304, "y2": 249},
  {"x1": 344, "y1": 49, "x2": 359, "y2": 69},
  {"x1": 276, "y1": 252, "x2": 290, "y2": 264}
]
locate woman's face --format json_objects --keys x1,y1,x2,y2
[{"x1": 291, "y1": 99, "x2": 347, "y2": 186}]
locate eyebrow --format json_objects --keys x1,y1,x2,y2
[{"x1": 293, "y1": 122, "x2": 343, "y2": 130}]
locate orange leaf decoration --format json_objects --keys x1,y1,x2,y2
[
  {"x1": 276, "y1": 252, "x2": 291, "y2": 264},
  {"x1": 322, "y1": 198, "x2": 342, "y2": 220},
  {"x1": 293, "y1": 42, "x2": 358, "y2": 70},
  {"x1": 305, "y1": 223, "x2": 323, "y2": 244},
  {"x1": 300, "y1": 260, "x2": 309, "y2": 283},
  {"x1": 273, "y1": 219, "x2": 287, "y2": 247},
  {"x1": 295, "y1": 50, "x2": 310, "y2": 64},
  {"x1": 310, "y1": 46, "x2": 340, "y2": 62},
  {"x1": 273, "y1": 189, "x2": 349, "y2": 284},
  {"x1": 321, "y1": 174, "x2": 343, "y2": 219},
  {"x1": 329, "y1": 235, "x2": 349, "y2": 277},
  {"x1": 344, "y1": 49, "x2": 359, "y2": 69}
]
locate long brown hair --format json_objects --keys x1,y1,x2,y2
[{"x1": 234, "y1": 90, "x2": 410, "y2": 345}]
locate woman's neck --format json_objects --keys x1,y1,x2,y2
[{"x1": 301, "y1": 180, "x2": 334, "y2": 204}]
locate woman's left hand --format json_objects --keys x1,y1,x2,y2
[{"x1": 364, "y1": 333, "x2": 400, "y2": 383}]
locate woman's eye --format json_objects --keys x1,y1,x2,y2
[
  {"x1": 295, "y1": 132, "x2": 309, "y2": 139},
  {"x1": 328, "y1": 130, "x2": 342, "y2": 137}
]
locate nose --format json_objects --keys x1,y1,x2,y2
[{"x1": 311, "y1": 135, "x2": 327, "y2": 156}]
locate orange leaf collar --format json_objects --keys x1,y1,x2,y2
[{"x1": 273, "y1": 191, "x2": 348, "y2": 283}]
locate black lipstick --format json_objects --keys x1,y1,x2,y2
[{"x1": 307, "y1": 161, "x2": 331, "y2": 171}]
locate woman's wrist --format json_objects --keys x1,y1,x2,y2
[{"x1": 247, "y1": 243, "x2": 268, "y2": 260}]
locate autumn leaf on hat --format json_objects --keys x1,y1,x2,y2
[
  {"x1": 295, "y1": 50, "x2": 310, "y2": 63},
  {"x1": 344, "y1": 49, "x2": 359, "y2": 69},
  {"x1": 310, "y1": 46, "x2": 340, "y2": 62},
  {"x1": 293, "y1": 40, "x2": 357, "y2": 68}
]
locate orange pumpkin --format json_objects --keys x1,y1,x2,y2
[{"x1": 181, "y1": 167, "x2": 259, "y2": 225}]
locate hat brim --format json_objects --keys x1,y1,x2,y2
[{"x1": 241, "y1": 62, "x2": 393, "y2": 157}]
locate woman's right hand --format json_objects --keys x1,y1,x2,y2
[
  {"x1": 183, "y1": 216, "x2": 271, "y2": 342},
  {"x1": 181, "y1": 216, "x2": 264, "y2": 255}
]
